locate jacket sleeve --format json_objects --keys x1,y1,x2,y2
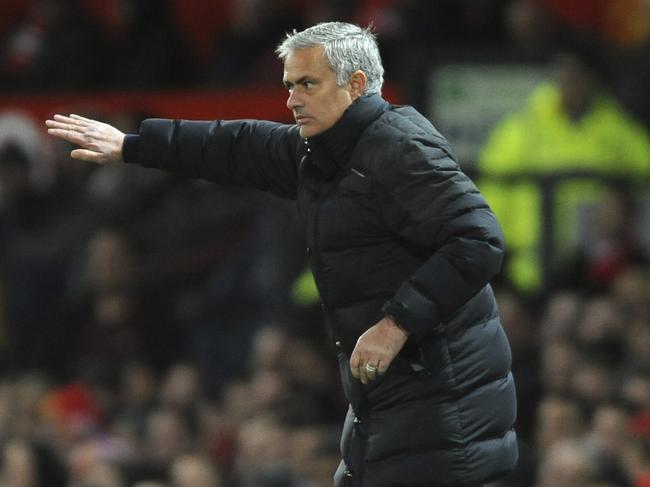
[
  {"x1": 378, "y1": 133, "x2": 505, "y2": 340},
  {"x1": 123, "y1": 118, "x2": 301, "y2": 199}
]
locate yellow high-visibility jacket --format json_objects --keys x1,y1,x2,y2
[{"x1": 478, "y1": 82, "x2": 650, "y2": 292}]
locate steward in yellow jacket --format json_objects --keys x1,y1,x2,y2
[{"x1": 478, "y1": 54, "x2": 650, "y2": 293}]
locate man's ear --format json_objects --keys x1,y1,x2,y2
[{"x1": 349, "y1": 70, "x2": 368, "y2": 100}]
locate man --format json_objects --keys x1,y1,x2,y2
[{"x1": 47, "y1": 22, "x2": 517, "y2": 487}]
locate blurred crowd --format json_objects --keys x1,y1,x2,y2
[
  {"x1": 0, "y1": 0, "x2": 649, "y2": 486},
  {"x1": 0, "y1": 0, "x2": 649, "y2": 121}
]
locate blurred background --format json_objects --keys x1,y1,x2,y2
[{"x1": 0, "y1": 0, "x2": 649, "y2": 486}]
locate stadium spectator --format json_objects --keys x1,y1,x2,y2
[{"x1": 478, "y1": 52, "x2": 650, "y2": 294}]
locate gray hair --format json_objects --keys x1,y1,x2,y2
[{"x1": 276, "y1": 22, "x2": 384, "y2": 95}]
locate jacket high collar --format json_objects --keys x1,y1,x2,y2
[{"x1": 305, "y1": 94, "x2": 389, "y2": 179}]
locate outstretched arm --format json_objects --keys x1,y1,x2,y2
[{"x1": 45, "y1": 114, "x2": 125, "y2": 164}]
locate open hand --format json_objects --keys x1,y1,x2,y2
[
  {"x1": 45, "y1": 114, "x2": 125, "y2": 164},
  {"x1": 350, "y1": 316, "x2": 409, "y2": 384}
]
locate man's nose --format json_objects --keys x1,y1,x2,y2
[{"x1": 286, "y1": 89, "x2": 303, "y2": 110}]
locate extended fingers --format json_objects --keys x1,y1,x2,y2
[
  {"x1": 47, "y1": 120, "x2": 84, "y2": 137},
  {"x1": 47, "y1": 114, "x2": 95, "y2": 132},
  {"x1": 46, "y1": 120, "x2": 75, "y2": 132},
  {"x1": 46, "y1": 127, "x2": 88, "y2": 146},
  {"x1": 55, "y1": 113, "x2": 94, "y2": 124},
  {"x1": 70, "y1": 113, "x2": 98, "y2": 124},
  {"x1": 47, "y1": 115, "x2": 101, "y2": 145},
  {"x1": 52, "y1": 113, "x2": 87, "y2": 128},
  {"x1": 45, "y1": 114, "x2": 123, "y2": 165}
]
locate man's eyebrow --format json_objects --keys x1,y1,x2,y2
[{"x1": 283, "y1": 76, "x2": 314, "y2": 87}]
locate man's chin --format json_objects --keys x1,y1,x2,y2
[{"x1": 299, "y1": 125, "x2": 322, "y2": 139}]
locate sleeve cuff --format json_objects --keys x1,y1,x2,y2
[
  {"x1": 122, "y1": 134, "x2": 140, "y2": 164},
  {"x1": 383, "y1": 282, "x2": 443, "y2": 341}
]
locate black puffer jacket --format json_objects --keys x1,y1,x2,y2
[{"x1": 123, "y1": 94, "x2": 518, "y2": 486}]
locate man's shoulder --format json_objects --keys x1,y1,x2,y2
[
  {"x1": 359, "y1": 105, "x2": 453, "y2": 159},
  {"x1": 373, "y1": 104, "x2": 428, "y2": 132},
  {"x1": 364, "y1": 105, "x2": 449, "y2": 147},
  {"x1": 353, "y1": 105, "x2": 458, "y2": 180}
]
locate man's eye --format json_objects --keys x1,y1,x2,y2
[{"x1": 304, "y1": 81, "x2": 313, "y2": 89}]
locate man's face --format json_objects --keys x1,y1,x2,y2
[{"x1": 283, "y1": 46, "x2": 356, "y2": 138}]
